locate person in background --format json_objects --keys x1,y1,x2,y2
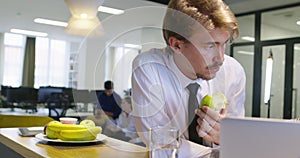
[
  {"x1": 104, "y1": 96, "x2": 143, "y2": 145},
  {"x1": 131, "y1": 0, "x2": 246, "y2": 157},
  {"x1": 97, "y1": 80, "x2": 122, "y2": 120}
]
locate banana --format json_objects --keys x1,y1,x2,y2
[
  {"x1": 46, "y1": 127, "x2": 59, "y2": 139},
  {"x1": 45, "y1": 120, "x2": 102, "y2": 141},
  {"x1": 59, "y1": 134, "x2": 96, "y2": 141},
  {"x1": 47, "y1": 121, "x2": 86, "y2": 132},
  {"x1": 59, "y1": 126, "x2": 102, "y2": 141}
]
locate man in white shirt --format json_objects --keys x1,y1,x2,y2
[{"x1": 131, "y1": 0, "x2": 246, "y2": 157}]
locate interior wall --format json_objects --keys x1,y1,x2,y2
[
  {"x1": 140, "y1": 27, "x2": 166, "y2": 52},
  {"x1": 76, "y1": 40, "x2": 88, "y2": 89},
  {"x1": 81, "y1": 6, "x2": 166, "y2": 91},
  {"x1": 87, "y1": 27, "x2": 166, "y2": 96},
  {"x1": 0, "y1": 33, "x2": 4, "y2": 86},
  {"x1": 79, "y1": 36, "x2": 105, "y2": 90}
]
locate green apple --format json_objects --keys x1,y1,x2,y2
[
  {"x1": 80, "y1": 119, "x2": 96, "y2": 128},
  {"x1": 199, "y1": 95, "x2": 214, "y2": 109},
  {"x1": 199, "y1": 93, "x2": 228, "y2": 111},
  {"x1": 212, "y1": 92, "x2": 228, "y2": 110}
]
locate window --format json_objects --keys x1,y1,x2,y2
[
  {"x1": 261, "y1": 6, "x2": 300, "y2": 40},
  {"x1": 2, "y1": 33, "x2": 26, "y2": 87},
  {"x1": 48, "y1": 39, "x2": 68, "y2": 87},
  {"x1": 2, "y1": 33, "x2": 69, "y2": 88},
  {"x1": 35, "y1": 37, "x2": 68, "y2": 88},
  {"x1": 235, "y1": 14, "x2": 255, "y2": 43},
  {"x1": 34, "y1": 37, "x2": 49, "y2": 87}
]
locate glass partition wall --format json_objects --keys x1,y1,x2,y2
[
  {"x1": 293, "y1": 44, "x2": 300, "y2": 118},
  {"x1": 232, "y1": 3, "x2": 300, "y2": 119},
  {"x1": 261, "y1": 6, "x2": 300, "y2": 41},
  {"x1": 233, "y1": 46, "x2": 254, "y2": 117},
  {"x1": 260, "y1": 45, "x2": 285, "y2": 119}
]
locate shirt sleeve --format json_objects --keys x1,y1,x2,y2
[{"x1": 225, "y1": 56, "x2": 246, "y2": 117}]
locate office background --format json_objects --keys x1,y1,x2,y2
[{"x1": 0, "y1": 0, "x2": 299, "y2": 119}]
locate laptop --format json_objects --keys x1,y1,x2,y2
[{"x1": 220, "y1": 117, "x2": 300, "y2": 158}]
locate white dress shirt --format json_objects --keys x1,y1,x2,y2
[{"x1": 131, "y1": 47, "x2": 246, "y2": 158}]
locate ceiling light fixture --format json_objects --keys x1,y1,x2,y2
[
  {"x1": 236, "y1": 50, "x2": 254, "y2": 55},
  {"x1": 80, "y1": 13, "x2": 88, "y2": 19},
  {"x1": 34, "y1": 18, "x2": 68, "y2": 27},
  {"x1": 10, "y1": 29, "x2": 48, "y2": 37},
  {"x1": 297, "y1": 20, "x2": 300, "y2": 26},
  {"x1": 64, "y1": 0, "x2": 104, "y2": 36},
  {"x1": 124, "y1": 43, "x2": 142, "y2": 49},
  {"x1": 98, "y1": 6, "x2": 124, "y2": 15},
  {"x1": 241, "y1": 36, "x2": 255, "y2": 42},
  {"x1": 264, "y1": 49, "x2": 273, "y2": 118}
]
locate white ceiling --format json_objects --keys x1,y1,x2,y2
[
  {"x1": 0, "y1": 0, "x2": 299, "y2": 42},
  {"x1": 0, "y1": 0, "x2": 163, "y2": 42},
  {"x1": 224, "y1": 0, "x2": 299, "y2": 14}
]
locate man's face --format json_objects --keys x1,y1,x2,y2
[
  {"x1": 179, "y1": 28, "x2": 230, "y2": 80},
  {"x1": 105, "y1": 89, "x2": 113, "y2": 96}
]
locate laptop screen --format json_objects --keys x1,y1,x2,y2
[{"x1": 220, "y1": 117, "x2": 300, "y2": 158}]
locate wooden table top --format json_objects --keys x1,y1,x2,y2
[{"x1": 0, "y1": 128, "x2": 148, "y2": 158}]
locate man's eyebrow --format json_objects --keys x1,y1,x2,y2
[
  {"x1": 202, "y1": 41, "x2": 216, "y2": 45},
  {"x1": 203, "y1": 39, "x2": 230, "y2": 45}
]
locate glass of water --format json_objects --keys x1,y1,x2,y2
[{"x1": 148, "y1": 127, "x2": 180, "y2": 158}]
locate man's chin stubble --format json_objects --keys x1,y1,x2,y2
[{"x1": 196, "y1": 73, "x2": 216, "y2": 80}]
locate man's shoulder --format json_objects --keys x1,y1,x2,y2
[
  {"x1": 113, "y1": 92, "x2": 121, "y2": 98},
  {"x1": 211, "y1": 55, "x2": 246, "y2": 93},
  {"x1": 218, "y1": 55, "x2": 246, "y2": 82},
  {"x1": 224, "y1": 55, "x2": 245, "y2": 71},
  {"x1": 132, "y1": 48, "x2": 168, "y2": 67},
  {"x1": 224, "y1": 55, "x2": 241, "y2": 65},
  {"x1": 213, "y1": 55, "x2": 246, "y2": 81},
  {"x1": 112, "y1": 92, "x2": 122, "y2": 102}
]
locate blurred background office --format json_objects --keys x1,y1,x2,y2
[{"x1": 0, "y1": 0, "x2": 299, "y2": 120}]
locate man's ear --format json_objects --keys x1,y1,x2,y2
[{"x1": 168, "y1": 37, "x2": 182, "y2": 53}]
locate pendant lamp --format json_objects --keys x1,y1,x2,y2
[{"x1": 64, "y1": 0, "x2": 104, "y2": 36}]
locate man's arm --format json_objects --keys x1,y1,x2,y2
[
  {"x1": 104, "y1": 111, "x2": 114, "y2": 118},
  {"x1": 113, "y1": 93, "x2": 122, "y2": 119}
]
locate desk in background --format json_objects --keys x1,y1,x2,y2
[{"x1": 0, "y1": 128, "x2": 147, "y2": 158}]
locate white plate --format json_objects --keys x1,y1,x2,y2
[{"x1": 35, "y1": 133, "x2": 108, "y2": 143}]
